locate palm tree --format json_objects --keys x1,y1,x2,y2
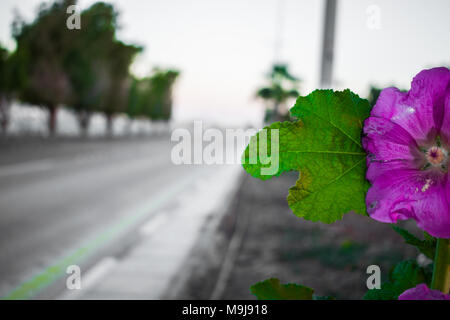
[{"x1": 256, "y1": 64, "x2": 300, "y2": 122}]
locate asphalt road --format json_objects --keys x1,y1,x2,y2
[{"x1": 0, "y1": 135, "x2": 219, "y2": 298}]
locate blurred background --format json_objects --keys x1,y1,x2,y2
[{"x1": 0, "y1": 0, "x2": 448, "y2": 300}]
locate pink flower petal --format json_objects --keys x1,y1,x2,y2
[
  {"x1": 409, "y1": 67, "x2": 450, "y2": 133},
  {"x1": 371, "y1": 68, "x2": 450, "y2": 142},
  {"x1": 365, "y1": 160, "x2": 411, "y2": 184},
  {"x1": 363, "y1": 116, "x2": 418, "y2": 163},
  {"x1": 399, "y1": 284, "x2": 450, "y2": 300},
  {"x1": 440, "y1": 89, "x2": 450, "y2": 145},
  {"x1": 364, "y1": 67, "x2": 450, "y2": 238},
  {"x1": 366, "y1": 169, "x2": 450, "y2": 238}
]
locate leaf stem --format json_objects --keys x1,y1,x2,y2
[{"x1": 431, "y1": 238, "x2": 450, "y2": 293}]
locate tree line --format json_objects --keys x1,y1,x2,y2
[{"x1": 0, "y1": 0, "x2": 179, "y2": 136}]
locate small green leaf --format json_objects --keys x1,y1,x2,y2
[
  {"x1": 364, "y1": 260, "x2": 428, "y2": 300},
  {"x1": 242, "y1": 89, "x2": 371, "y2": 223},
  {"x1": 423, "y1": 231, "x2": 436, "y2": 243},
  {"x1": 250, "y1": 278, "x2": 314, "y2": 300},
  {"x1": 392, "y1": 226, "x2": 436, "y2": 260}
]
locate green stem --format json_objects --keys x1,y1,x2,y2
[{"x1": 431, "y1": 238, "x2": 450, "y2": 294}]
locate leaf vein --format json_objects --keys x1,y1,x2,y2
[
  {"x1": 306, "y1": 108, "x2": 362, "y2": 148},
  {"x1": 293, "y1": 158, "x2": 365, "y2": 203}
]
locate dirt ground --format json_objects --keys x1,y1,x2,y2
[{"x1": 170, "y1": 171, "x2": 419, "y2": 300}]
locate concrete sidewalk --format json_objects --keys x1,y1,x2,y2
[
  {"x1": 174, "y1": 172, "x2": 421, "y2": 300},
  {"x1": 58, "y1": 165, "x2": 242, "y2": 300}
]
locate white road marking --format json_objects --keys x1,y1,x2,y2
[
  {"x1": 139, "y1": 214, "x2": 169, "y2": 236},
  {"x1": 0, "y1": 159, "x2": 55, "y2": 178},
  {"x1": 0, "y1": 149, "x2": 164, "y2": 178}
]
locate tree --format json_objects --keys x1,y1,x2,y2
[
  {"x1": 256, "y1": 64, "x2": 300, "y2": 122},
  {"x1": 367, "y1": 86, "x2": 382, "y2": 107},
  {"x1": 101, "y1": 40, "x2": 141, "y2": 136},
  {"x1": 125, "y1": 76, "x2": 150, "y2": 135},
  {"x1": 63, "y1": 2, "x2": 115, "y2": 136},
  {"x1": 11, "y1": 0, "x2": 142, "y2": 136},
  {"x1": 126, "y1": 69, "x2": 179, "y2": 125},
  {"x1": 127, "y1": 76, "x2": 144, "y2": 120},
  {"x1": 11, "y1": 0, "x2": 75, "y2": 136},
  {"x1": 0, "y1": 45, "x2": 13, "y2": 134},
  {"x1": 146, "y1": 69, "x2": 179, "y2": 121},
  {"x1": 64, "y1": 2, "x2": 141, "y2": 136}
]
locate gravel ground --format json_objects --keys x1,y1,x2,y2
[{"x1": 171, "y1": 171, "x2": 419, "y2": 300}]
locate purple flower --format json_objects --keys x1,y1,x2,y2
[
  {"x1": 363, "y1": 67, "x2": 450, "y2": 238},
  {"x1": 398, "y1": 283, "x2": 450, "y2": 300}
]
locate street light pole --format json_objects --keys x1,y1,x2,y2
[{"x1": 319, "y1": 0, "x2": 338, "y2": 88}]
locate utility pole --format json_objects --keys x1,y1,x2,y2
[{"x1": 319, "y1": 0, "x2": 338, "y2": 88}]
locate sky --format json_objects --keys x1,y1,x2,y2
[{"x1": 1, "y1": 0, "x2": 449, "y2": 126}]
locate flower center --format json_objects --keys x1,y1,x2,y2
[{"x1": 426, "y1": 146, "x2": 447, "y2": 166}]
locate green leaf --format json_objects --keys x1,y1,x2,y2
[
  {"x1": 250, "y1": 278, "x2": 314, "y2": 300},
  {"x1": 242, "y1": 89, "x2": 371, "y2": 223},
  {"x1": 392, "y1": 226, "x2": 436, "y2": 260},
  {"x1": 364, "y1": 260, "x2": 428, "y2": 300}
]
